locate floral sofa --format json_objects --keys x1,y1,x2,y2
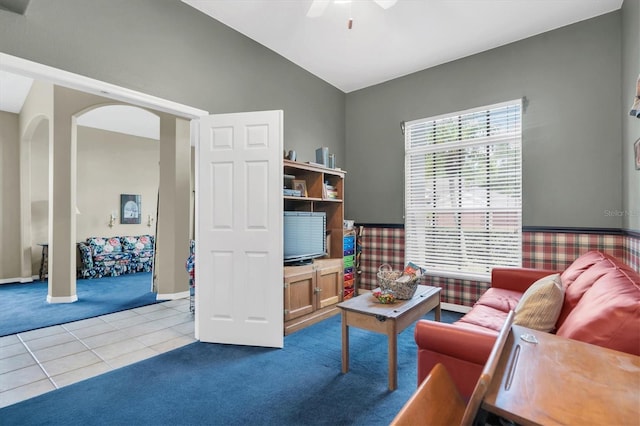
[{"x1": 78, "y1": 235, "x2": 155, "y2": 278}]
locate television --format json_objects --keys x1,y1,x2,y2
[{"x1": 283, "y1": 211, "x2": 327, "y2": 265}]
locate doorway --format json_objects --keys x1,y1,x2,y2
[{"x1": 1, "y1": 52, "x2": 206, "y2": 307}]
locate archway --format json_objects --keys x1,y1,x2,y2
[
  {"x1": 74, "y1": 104, "x2": 160, "y2": 284},
  {"x1": 4, "y1": 53, "x2": 201, "y2": 309},
  {"x1": 46, "y1": 92, "x2": 164, "y2": 303}
]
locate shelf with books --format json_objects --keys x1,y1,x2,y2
[
  {"x1": 282, "y1": 159, "x2": 347, "y2": 334},
  {"x1": 283, "y1": 159, "x2": 345, "y2": 259}
]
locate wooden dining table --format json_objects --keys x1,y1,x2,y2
[{"x1": 482, "y1": 324, "x2": 640, "y2": 426}]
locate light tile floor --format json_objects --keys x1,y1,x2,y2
[{"x1": 0, "y1": 298, "x2": 195, "y2": 409}]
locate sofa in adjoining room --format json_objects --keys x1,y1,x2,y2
[
  {"x1": 78, "y1": 235, "x2": 155, "y2": 279},
  {"x1": 414, "y1": 250, "x2": 640, "y2": 397}
]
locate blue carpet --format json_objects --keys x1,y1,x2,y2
[
  {"x1": 0, "y1": 273, "x2": 158, "y2": 337},
  {"x1": 0, "y1": 309, "x2": 463, "y2": 425}
]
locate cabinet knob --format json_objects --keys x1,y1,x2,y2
[{"x1": 314, "y1": 287, "x2": 323, "y2": 294}]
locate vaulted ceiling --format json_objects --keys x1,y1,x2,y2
[
  {"x1": 0, "y1": 0, "x2": 624, "y2": 138},
  {"x1": 183, "y1": 0, "x2": 623, "y2": 92}
]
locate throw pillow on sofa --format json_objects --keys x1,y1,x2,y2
[{"x1": 514, "y1": 273, "x2": 564, "y2": 332}]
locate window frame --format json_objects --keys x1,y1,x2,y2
[{"x1": 404, "y1": 99, "x2": 523, "y2": 281}]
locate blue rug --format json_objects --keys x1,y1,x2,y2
[
  {"x1": 0, "y1": 273, "x2": 158, "y2": 337},
  {"x1": 0, "y1": 310, "x2": 463, "y2": 425}
]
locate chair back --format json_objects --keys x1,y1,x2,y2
[
  {"x1": 460, "y1": 310, "x2": 515, "y2": 426},
  {"x1": 390, "y1": 363, "x2": 465, "y2": 426}
]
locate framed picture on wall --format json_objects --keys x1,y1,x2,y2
[
  {"x1": 635, "y1": 138, "x2": 640, "y2": 170},
  {"x1": 120, "y1": 194, "x2": 141, "y2": 224}
]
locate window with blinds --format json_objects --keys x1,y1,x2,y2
[{"x1": 404, "y1": 100, "x2": 522, "y2": 280}]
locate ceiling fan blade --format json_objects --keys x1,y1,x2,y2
[
  {"x1": 307, "y1": 0, "x2": 331, "y2": 17},
  {"x1": 373, "y1": 0, "x2": 398, "y2": 9}
]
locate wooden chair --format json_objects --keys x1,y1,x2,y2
[
  {"x1": 391, "y1": 310, "x2": 515, "y2": 426},
  {"x1": 460, "y1": 310, "x2": 514, "y2": 425},
  {"x1": 390, "y1": 362, "x2": 465, "y2": 426}
]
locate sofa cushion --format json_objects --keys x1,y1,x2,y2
[
  {"x1": 474, "y1": 287, "x2": 521, "y2": 312},
  {"x1": 513, "y1": 273, "x2": 564, "y2": 332},
  {"x1": 93, "y1": 253, "x2": 129, "y2": 263},
  {"x1": 556, "y1": 265, "x2": 640, "y2": 355},
  {"x1": 121, "y1": 235, "x2": 153, "y2": 252},
  {"x1": 560, "y1": 250, "x2": 608, "y2": 287},
  {"x1": 557, "y1": 257, "x2": 616, "y2": 327},
  {"x1": 87, "y1": 237, "x2": 123, "y2": 256},
  {"x1": 456, "y1": 304, "x2": 512, "y2": 333}
]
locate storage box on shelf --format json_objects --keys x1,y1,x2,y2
[
  {"x1": 343, "y1": 231, "x2": 356, "y2": 299},
  {"x1": 283, "y1": 160, "x2": 346, "y2": 334}
]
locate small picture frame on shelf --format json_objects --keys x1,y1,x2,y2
[{"x1": 292, "y1": 180, "x2": 307, "y2": 197}]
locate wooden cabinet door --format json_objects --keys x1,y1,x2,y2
[
  {"x1": 315, "y1": 259, "x2": 343, "y2": 309},
  {"x1": 283, "y1": 264, "x2": 315, "y2": 322}
]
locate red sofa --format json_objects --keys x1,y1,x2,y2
[{"x1": 414, "y1": 251, "x2": 640, "y2": 397}]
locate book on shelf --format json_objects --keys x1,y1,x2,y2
[{"x1": 322, "y1": 182, "x2": 338, "y2": 199}]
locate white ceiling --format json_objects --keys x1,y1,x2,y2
[
  {"x1": 0, "y1": 0, "x2": 623, "y2": 138},
  {"x1": 0, "y1": 69, "x2": 32, "y2": 113},
  {"x1": 183, "y1": 0, "x2": 623, "y2": 93}
]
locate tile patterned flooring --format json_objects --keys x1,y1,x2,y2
[{"x1": 0, "y1": 298, "x2": 195, "y2": 409}]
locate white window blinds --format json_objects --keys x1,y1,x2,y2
[{"x1": 404, "y1": 100, "x2": 522, "y2": 280}]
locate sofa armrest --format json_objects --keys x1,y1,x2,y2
[
  {"x1": 491, "y1": 267, "x2": 559, "y2": 293},
  {"x1": 415, "y1": 320, "x2": 499, "y2": 397},
  {"x1": 77, "y1": 242, "x2": 93, "y2": 269},
  {"x1": 415, "y1": 320, "x2": 497, "y2": 366}
]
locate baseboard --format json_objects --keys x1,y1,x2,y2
[
  {"x1": 47, "y1": 294, "x2": 79, "y2": 304},
  {"x1": 441, "y1": 302, "x2": 471, "y2": 314},
  {"x1": 0, "y1": 277, "x2": 34, "y2": 284},
  {"x1": 156, "y1": 290, "x2": 190, "y2": 300}
]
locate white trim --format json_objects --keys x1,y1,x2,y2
[
  {"x1": 47, "y1": 294, "x2": 78, "y2": 304},
  {"x1": 441, "y1": 302, "x2": 471, "y2": 314},
  {"x1": 424, "y1": 269, "x2": 491, "y2": 283},
  {"x1": 0, "y1": 277, "x2": 34, "y2": 284},
  {"x1": 0, "y1": 52, "x2": 209, "y2": 119},
  {"x1": 156, "y1": 290, "x2": 190, "y2": 301}
]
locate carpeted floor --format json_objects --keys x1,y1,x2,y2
[
  {"x1": 0, "y1": 272, "x2": 159, "y2": 337},
  {"x1": 0, "y1": 309, "x2": 463, "y2": 425}
]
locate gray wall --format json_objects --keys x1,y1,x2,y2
[
  {"x1": 345, "y1": 12, "x2": 624, "y2": 228},
  {"x1": 622, "y1": 0, "x2": 640, "y2": 232},
  {"x1": 0, "y1": 1, "x2": 636, "y2": 235},
  {"x1": 0, "y1": 0, "x2": 345, "y2": 165}
]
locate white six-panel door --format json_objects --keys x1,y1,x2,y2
[{"x1": 196, "y1": 110, "x2": 283, "y2": 348}]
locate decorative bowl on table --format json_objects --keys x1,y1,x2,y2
[{"x1": 372, "y1": 289, "x2": 396, "y2": 304}]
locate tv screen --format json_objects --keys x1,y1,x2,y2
[{"x1": 283, "y1": 211, "x2": 326, "y2": 265}]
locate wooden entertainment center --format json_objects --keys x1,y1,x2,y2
[{"x1": 283, "y1": 160, "x2": 347, "y2": 335}]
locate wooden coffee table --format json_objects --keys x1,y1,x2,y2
[{"x1": 337, "y1": 285, "x2": 441, "y2": 390}]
